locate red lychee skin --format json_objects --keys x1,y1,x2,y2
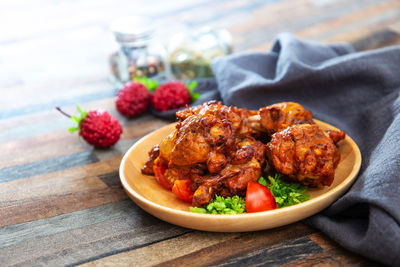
[
  {"x1": 80, "y1": 110, "x2": 123, "y2": 148},
  {"x1": 116, "y1": 82, "x2": 151, "y2": 117},
  {"x1": 151, "y1": 82, "x2": 191, "y2": 111}
]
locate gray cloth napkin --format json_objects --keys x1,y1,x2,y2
[{"x1": 211, "y1": 33, "x2": 400, "y2": 266}]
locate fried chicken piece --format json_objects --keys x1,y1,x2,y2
[
  {"x1": 164, "y1": 163, "x2": 207, "y2": 185},
  {"x1": 327, "y1": 129, "x2": 346, "y2": 144},
  {"x1": 168, "y1": 115, "x2": 234, "y2": 166},
  {"x1": 192, "y1": 182, "x2": 214, "y2": 206},
  {"x1": 191, "y1": 139, "x2": 265, "y2": 207},
  {"x1": 141, "y1": 145, "x2": 160, "y2": 175},
  {"x1": 259, "y1": 102, "x2": 314, "y2": 135},
  {"x1": 222, "y1": 158, "x2": 262, "y2": 195},
  {"x1": 176, "y1": 101, "x2": 258, "y2": 138},
  {"x1": 191, "y1": 157, "x2": 263, "y2": 207},
  {"x1": 144, "y1": 101, "x2": 345, "y2": 207},
  {"x1": 266, "y1": 124, "x2": 340, "y2": 187},
  {"x1": 235, "y1": 137, "x2": 266, "y2": 164},
  {"x1": 206, "y1": 151, "x2": 227, "y2": 173}
]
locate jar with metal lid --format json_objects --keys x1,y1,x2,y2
[
  {"x1": 109, "y1": 16, "x2": 169, "y2": 86},
  {"x1": 168, "y1": 27, "x2": 233, "y2": 80}
]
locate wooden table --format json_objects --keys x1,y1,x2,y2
[{"x1": 1, "y1": 0, "x2": 399, "y2": 266}]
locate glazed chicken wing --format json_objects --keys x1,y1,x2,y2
[
  {"x1": 177, "y1": 100, "x2": 259, "y2": 138},
  {"x1": 166, "y1": 114, "x2": 234, "y2": 166},
  {"x1": 259, "y1": 102, "x2": 314, "y2": 135},
  {"x1": 191, "y1": 138, "x2": 265, "y2": 207},
  {"x1": 141, "y1": 145, "x2": 160, "y2": 175},
  {"x1": 266, "y1": 124, "x2": 343, "y2": 187}
]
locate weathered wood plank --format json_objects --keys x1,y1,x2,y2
[
  {"x1": 0, "y1": 157, "x2": 123, "y2": 226},
  {"x1": 0, "y1": 0, "x2": 232, "y2": 44},
  {"x1": 231, "y1": 0, "x2": 384, "y2": 51},
  {"x1": 0, "y1": 83, "x2": 116, "y2": 120},
  {"x1": 0, "y1": 94, "x2": 166, "y2": 143},
  {"x1": 152, "y1": 223, "x2": 316, "y2": 267},
  {"x1": 1, "y1": 0, "x2": 397, "y2": 120},
  {"x1": 282, "y1": 233, "x2": 380, "y2": 266},
  {"x1": 214, "y1": 237, "x2": 323, "y2": 267},
  {"x1": 351, "y1": 28, "x2": 400, "y2": 51},
  {"x1": 0, "y1": 150, "x2": 99, "y2": 183},
  {"x1": 227, "y1": 0, "x2": 310, "y2": 37},
  {"x1": 296, "y1": 0, "x2": 400, "y2": 40},
  {"x1": 0, "y1": 185, "x2": 127, "y2": 228},
  {"x1": 0, "y1": 99, "x2": 117, "y2": 141},
  {"x1": 249, "y1": 2, "x2": 400, "y2": 52},
  {"x1": 80, "y1": 223, "x2": 315, "y2": 267},
  {"x1": 80, "y1": 232, "x2": 241, "y2": 267},
  {"x1": 0, "y1": 116, "x2": 167, "y2": 168},
  {"x1": 0, "y1": 157, "x2": 120, "y2": 201},
  {"x1": 0, "y1": 0, "x2": 266, "y2": 119},
  {"x1": 0, "y1": 200, "x2": 191, "y2": 266},
  {"x1": 178, "y1": 0, "x2": 275, "y2": 28}
]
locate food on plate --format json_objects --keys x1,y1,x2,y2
[
  {"x1": 190, "y1": 195, "x2": 246, "y2": 215},
  {"x1": 142, "y1": 145, "x2": 160, "y2": 175},
  {"x1": 246, "y1": 181, "x2": 276, "y2": 212},
  {"x1": 258, "y1": 102, "x2": 314, "y2": 135},
  {"x1": 190, "y1": 174, "x2": 311, "y2": 214},
  {"x1": 267, "y1": 124, "x2": 342, "y2": 187},
  {"x1": 176, "y1": 100, "x2": 259, "y2": 138},
  {"x1": 141, "y1": 101, "x2": 345, "y2": 211}
]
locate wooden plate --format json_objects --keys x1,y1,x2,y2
[{"x1": 120, "y1": 120, "x2": 361, "y2": 232}]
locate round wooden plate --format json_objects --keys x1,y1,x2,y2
[{"x1": 120, "y1": 120, "x2": 361, "y2": 232}]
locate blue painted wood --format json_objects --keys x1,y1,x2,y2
[
  {"x1": 0, "y1": 89, "x2": 118, "y2": 120},
  {"x1": 0, "y1": 151, "x2": 99, "y2": 182}
]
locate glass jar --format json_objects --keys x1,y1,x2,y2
[
  {"x1": 110, "y1": 16, "x2": 169, "y2": 86},
  {"x1": 168, "y1": 27, "x2": 233, "y2": 80}
]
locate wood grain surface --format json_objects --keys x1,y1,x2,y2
[{"x1": 2, "y1": 0, "x2": 399, "y2": 266}]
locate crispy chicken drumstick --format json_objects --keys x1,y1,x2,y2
[{"x1": 267, "y1": 124, "x2": 341, "y2": 187}]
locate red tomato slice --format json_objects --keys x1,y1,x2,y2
[
  {"x1": 153, "y1": 158, "x2": 173, "y2": 190},
  {"x1": 246, "y1": 181, "x2": 276, "y2": 213},
  {"x1": 172, "y1": 179, "x2": 194, "y2": 203}
]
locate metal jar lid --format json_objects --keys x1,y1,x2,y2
[{"x1": 111, "y1": 16, "x2": 154, "y2": 45}]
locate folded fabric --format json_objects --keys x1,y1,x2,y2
[{"x1": 210, "y1": 33, "x2": 400, "y2": 266}]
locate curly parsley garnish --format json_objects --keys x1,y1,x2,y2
[
  {"x1": 190, "y1": 174, "x2": 310, "y2": 214},
  {"x1": 190, "y1": 195, "x2": 246, "y2": 214},
  {"x1": 262, "y1": 174, "x2": 310, "y2": 208}
]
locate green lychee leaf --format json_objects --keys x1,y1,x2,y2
[
  {"x1": 191, "y1": 92, "x2": 201, "y2": 102},
  {"x1": 68, "y1": 127, "x2": 79, "y2": 133},
  {"x1": 133, "y1": 76, "x2": 159, "y2": 91},
  {"x1": 187, "y1": 80, "x2": 198, "y2": 92},
  {"x1": 70, "y1": 106, "x2": 88, "y2": 132},
  {"x1": 186, "y1": 80, "x2": 200, "y2": 102},
  {"x1": 76, "y1": 105, "x2": 88, "y2": 118},
  {"x1": 71, "y1": 115, "x2": 80, "y2": 124}
]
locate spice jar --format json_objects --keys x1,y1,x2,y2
[
  {"x1": 110, "y1": 16, "x2": 169, "y2": 85},
  {"x1": 168, "y1": 27, "x2": 233, "y2": 80}
]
